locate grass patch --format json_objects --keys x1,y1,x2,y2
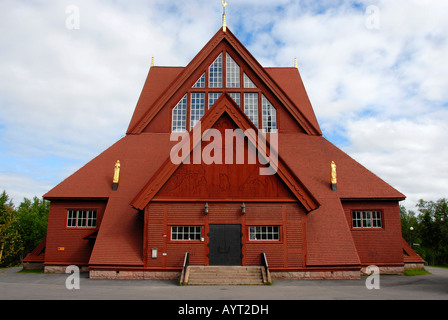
[
  {"x1": 404, "y1": 268, "x2": 431, "y2": 276},
  {"x1": 17, "y1": 268, "x2": 44, "y2": 274},
  {"x1": 428, "y1": 265, "x2": 448, "y2": 269}
]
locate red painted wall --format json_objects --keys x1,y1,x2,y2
[
  {"x1": 342, "y1": 200, "x2": 404, "y2": 266},
  {"x1": 145, "y1": 202, "x2": 306, "y2": 271},
  {"x1": 45, "y1": 200, "x2": 107, "y2": 266}
]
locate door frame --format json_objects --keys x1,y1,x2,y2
[{"x1": 207, "y1": 224, "x2": 242, "y2": 266}]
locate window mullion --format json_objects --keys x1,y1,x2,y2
[
  {"x1": 223, "y1": 50, "x2": 227, "y2": 89},
  {"x1": 258, "y1": 93, "x2": 262, "y2": 129},
  {"x1": 186, "y1": 94, "x2": 191, "y2": 132}
]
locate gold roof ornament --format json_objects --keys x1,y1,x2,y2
[
  {"x1": 222, "y1": 0, "x2": 229, "y2": 32},
  {"x1": 113, "y1": 160, "x2": 121, "y2": 184},
  {"x1": 331, "y1": 161, "x2": 337, "y2": 192},
  {"x1": 295, "y1": 58, "x2": 298, "y2": 69},
  {"x1": 331, "y1": 161, "x2": 337, "y2": 184},
  {"x1": 150, "y1": 57, "x2": 154, "y2": 68}
]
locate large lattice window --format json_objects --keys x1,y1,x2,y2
[
  {"x1": 193, "y1": 73, "x2": 206, "y2": 88},
  {"x1": 262, "y1": 95, "x2": 277, "y2": 133},
  {"x1": 209, "y1": 53, "x2": 223, "y2": 88},
  {"x1": 244, "y1": 73, "x2": 257, "y2": 88},
  {"x1": 244, "y1": 93, "x2": 259, "y2": 128},
  {"x1": 171, "y1": 50, "x2": 278, "y2": 132},
  {"x1": 209, "y1": 92, "x2": 222, "y2": 108},
  {"x1": 190, "y1": 93, "x2": 205, "y2": 130},
  {"x1": 226, "y1": 53, "x2": 240, "y2": 88},
  {"x1": 172, "y1": 94, "x2": 188, "y2": 132},
  {"x1": 229, "y1": 93, "x2": 240, "y2": 106}
]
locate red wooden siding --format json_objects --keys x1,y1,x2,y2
[
  {"x1": 154, "y1": 114, "x2": 297, "y2": 203},
  {"x1": 342, "y1": 200, "x2": 404, "y2": 266},
  {"x1": 45, "y1": 200, "x2": 107, "y2": 266},
  {"x1": 145, "y1": 202, "x2": 306, "y2": 270}
]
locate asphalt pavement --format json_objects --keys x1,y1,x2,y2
[{"x1": 0, "y1": 266, "x2": 447, "y2": 301}]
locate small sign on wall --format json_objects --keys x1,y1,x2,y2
[{"x1": 58, "y1": 247, "x2": 65, "y2": 251}]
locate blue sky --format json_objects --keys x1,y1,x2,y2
[{"x1": 1, "y1": 0, "x2": 447, "y2": 210}]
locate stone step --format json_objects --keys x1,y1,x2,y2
[
  {"x1": 188, "y1": 279, "x2": 264, "y2": 285},
  {"x1": 188, "y1": 274, "x2": 263, "y2": 280},
  {"x1": 189, "y1": 269, "x2": 261, "y2": 274},
  {"x1": 185, "y1": 266, "x2": 266, "y2": 285}
]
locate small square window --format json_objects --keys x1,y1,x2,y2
[
  {"x1": 171, "y1": 226, "x2": 202, "y2": 241},
  {"x1": 249, "y1": 226, "x2": 280, "y2": 241},
  {"x1": 67, "y1": 210, "x2": 97, "y2": 228},
  {"x1": 352, "y1": 210, "x2": 382, "y2": 229}
]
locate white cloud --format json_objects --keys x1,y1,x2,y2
[
  {"x1": 344, "y1": 115, "x2": 448, "y2": 207},
  {"x1": 246, "y1": 0, "x2": 448, "y2": 209},
  {"x1": 0, "y1": 0, "x2": 447, "y2": 210},
  {"x1": 0, "y1": 172, "x2": 53, "y2": 205}
]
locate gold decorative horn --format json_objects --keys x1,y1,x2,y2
[
  {"x1": 113, "y1": 161, "x2": 121, "y2": 191},
  {"x1": 331, "y1": 161, "x2": 337, "y2": 192}
]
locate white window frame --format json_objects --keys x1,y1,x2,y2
[
  {"x1": 193, "y1": 72, "x2": 206, "y2": 88},
  {"x1": 190, "y1": 92, "x2": 205, "y2": 130},
  {"x1": 67, "y1": 210, "x2": 97, "y2": 228},
  {"x1": 208, "y1": 92, "x2": 222, "y2": 109},
  {"x1": 209, "y1": 53, "x2": 223, "y2": 88},
  {"x1": 226, "y1": 53, "x2": 240, "y2": 88},
  {"x1": 171, "y1": 226, "x2": 202, "y2": 241},
  {"x1": 244, "y1": 93, "x2": 259, "y2": 128},
  {"x1": 262, "y1": 95, "x2": 277, "y2": 133},
  {"x1": 172, "y1": 94, "x2": 188, "y2": 132},
  {"x1": 249, "y1": 226, "x2": 280, "y2": 241},
  {"x1": 243, "y1": 73, "x2": 257, "y2": 88},
  {"x1": 352, "y1": 210, "x2": 382, "y2": 229},
  {"x1": 171, "y1": 51, "x2": 279, "y2": 132}
]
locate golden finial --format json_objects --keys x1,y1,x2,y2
[
  {"x1": 331, "y1": 161, "x2": 337, "y2": 191},
  {"x1": 150, "y1": 57, "x2": 154, "y2": 68},
  {"x1": 331, "y1": 161, "x2": 337, "y2": 184},
  {"x1": 222, "y1": 1, "x2": 229, "y2": 32},
  {"x1": 113, "y1": 160, "x2": 121, "y2": 184},
  {"x1": 294, "y1": 58, "x2": 298, "y2": 69}
]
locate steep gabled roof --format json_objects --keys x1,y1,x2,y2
[
  {"x1": 42, "y1": 26, "x2": 406, "y2": 268},
  {"x1": 265, "y1": 68, "x2": 321, "y2": 138},
  {"x1": 130, "y1": 93, "x2": 320, "y2": 212},
  {"x1": 127, "y1": 66, "x2": 184, "y2": 133},
  {"x1": 279, "y1": 134, "x2": 406, "y2": 201},
  {"x1": 126, "y1": 28, "x2": 322, "y2": 136},
  {"x1": 23, "y1": 236, "x2": 46, "y2": 263},
  {"x1": 402, "y1": 238, "x2": 425, "y2": 264}
]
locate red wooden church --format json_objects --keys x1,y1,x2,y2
[{"x1": 25, "y1": 23, "x2": 424, "y2": 280}]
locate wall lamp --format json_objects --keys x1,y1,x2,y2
[
  {"x1": 241, "y1": 203, "x2": 246, "y2": 214},
  {"x1": 204, "y1": 202, "x2": 209, "y2": 215}
]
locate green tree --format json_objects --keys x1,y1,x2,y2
[
  {"x1": 0, "y1": 191, "x2": 23, "y2": 267},
  {"x1": 400, "y1": 204, "x2": 419, "y2": 245},
  {"x1": 415, "y1": 199, "x2": 448, "y2": 266},
  {"x1": 14, "y1": 196, "x2": 49, "y2": 258}
]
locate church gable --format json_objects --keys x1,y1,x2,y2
[
  {"x1": 131, "y1": 93, "x2": 319, "y2": 211},
  {"x1": 154, "y1": 114, "x2": 296, "y2": 201},
  {"x1": 129, "y1": 29, "x2": 321, "y2": 136}
]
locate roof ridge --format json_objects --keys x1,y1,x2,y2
[{"x1": 127, "y1": 28, "x2": 322, "y2": 136}]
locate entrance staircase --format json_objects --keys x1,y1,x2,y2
[{"x1": 182, "y1": 266, "x2": 269, "y2": 285}]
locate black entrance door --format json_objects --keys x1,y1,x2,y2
[{"x1": 208, "y1": 225, "x2": 242, "y2": 266}]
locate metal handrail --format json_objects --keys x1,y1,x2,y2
[
  {"x1": 261, "y1": 252, "x2": 272, "y2": 284},
  {"x1": 179, "y1": 252, "x2": 190, "y2": 285}
]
